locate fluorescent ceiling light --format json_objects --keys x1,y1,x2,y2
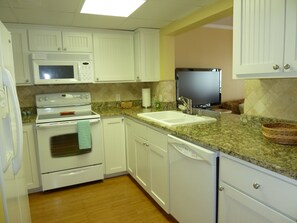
[{"x1": 80, "y1": 0, "x2": 146, "y2": 17}]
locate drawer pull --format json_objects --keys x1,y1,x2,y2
[
  {"x1": 253, "y1": 183, "x2": 261, "y2": 189},
  {"x1": 273, "y1": 64, "x2": 279, "y2": 70},
  {"x1": 284, "y1": 64, "x2": 290, "y2": 70},
  {"x1": 219, "y1": 186, "x2": 224, "y2": 191}
]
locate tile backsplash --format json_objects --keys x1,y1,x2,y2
[
  {"x1": 17, "y1": 80, "x2": 176, "y2": 108},
  {"x1": 244, "y1": 79, "x2": 297, "y2": 121}
]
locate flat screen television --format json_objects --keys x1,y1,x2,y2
[{"x1": 175, "y1": 68, "x2": 222, "y2": 108}]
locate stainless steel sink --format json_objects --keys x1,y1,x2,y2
[{"x1": 137, "y1": 110, "x2": 216, "y2": 127}]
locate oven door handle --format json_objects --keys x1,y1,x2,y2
[{"x1": 36, "y1": 119, "x2": 100, "y2": 128}]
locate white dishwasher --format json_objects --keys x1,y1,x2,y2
[{"x1": 168, "y1": 135, "x2": 218, "y2": 223}]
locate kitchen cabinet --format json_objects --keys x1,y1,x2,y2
[
  {"x1": 23, "y1": 124, "x2": 40, "y2": 191},
  {"x1": 134, "y1": 28, "x2": 160, "y2": 82},
  {"x1": 218, "y1": 153, "x2": 297, "y2": 223},
  {"x1": 8, "y1": 27, "x2": 31, "y2": 85},
  {"x1": 125, "y1": 118, "x2": 136, "y2": 177},
  {"x1": 147, "y1": 127, "x2": 168, "y2": 212},
  {"x1": 130, "y1": 119, "x2": 169, "y2": 213},
  {"x1": 233, "y1": 0, "x2": 297, "y2": 79},
  {"x1": 135, "y1": 135, "x2": 149, "y2": 190},
  {"x1": 93, "y1": 30, "x2": 135, "y2": 82},
  {"x1": 28, "y1": 29, "x2": 93, "y2": 52},
  {"x1": 102, "y1": 117, "x2": 126, "y2": 175}
]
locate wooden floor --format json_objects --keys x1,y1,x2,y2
[{"x1": 29, "y1": 175, "x2": 176, "y2": 223}]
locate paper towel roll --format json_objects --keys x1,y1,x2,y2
[{"x1": 142, "y1": 88, "x2": 151, "y2": 108}]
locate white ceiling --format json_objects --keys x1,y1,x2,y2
[{"x1": 0, "y1": 0, "x2": 231, "y2": 30}]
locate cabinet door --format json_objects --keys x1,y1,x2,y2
[
  {"x1": 284, "y1": 0, "x2": 297, "y2": 73},
  {"x1": 233, "y1": 0, "x2": 285, "y2": 77},
  {"x1": 93, "y1": 31, "x2": 135, "y2": 82},
  {"x1": 28, "y1": 29, "x2": 62, "y2": 51},
  {"x1": 134, "y1": 28, "x2": 160, "y2": 82},
  {"x1": 23, "y1": 124, "x2": 40, "y2": 190},
  {"x1": 103, "y1": 117, "x2": 126, "y2": 175},
  {"x1": 125, "y1": 119, "x2": 136, "y2": 177},
  {"x1": 218, "y1": 182, "x2": 295, "y2": 223},
  {"x1": 10, "y1": 28, "x2": 31, "y2": 85},
  {"x1": 135, "y1": 136, "x2": 149, "y2": 192},
  {"x1": 62, "y1": 32, "x2": 93, "y2": 52},
  {"x1": 149, "y1": 142, "x2": 169, "y2": 212}
]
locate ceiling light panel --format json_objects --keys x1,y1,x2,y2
[{"x1": 80, "y1": 0, "x2": 146, "y2": 17}]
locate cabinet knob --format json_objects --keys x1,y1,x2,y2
[
  {"x1": 284, "y1": 64, "x2": 290, "y2": 70},
  {"x1": 25, "y1": 79, "x2": 29, "y2": 83},
  {"x1": 253, "y1": 183, "x2": 261, "y2": 189},
  {"x1": 63, "y1": 48, "x2": 67, "y2": 51},
  {"x1": 58, "y1": 47, "x2": 61, "y2": 51},
  {"x1": 273, "y1": 64, "x2": 279, "y2": 70},
  {"x1": 219, "y1": 186, "x2": 224, "y2": 191}
]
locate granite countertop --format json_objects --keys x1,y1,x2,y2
[{"x1": 23, "y1": 107, "x2": 297, "y2": 181}]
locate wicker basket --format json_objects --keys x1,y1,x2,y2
[
  {"x1": 262, "y1": 123, "x2": 297, "y2": 145},
  {"x1": 120, "y1": 101, "x2": 133, "y2": 109}
]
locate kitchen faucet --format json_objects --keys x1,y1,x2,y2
[{"x1": 178, "y1": 96, "x2": 192, "y2": 114}]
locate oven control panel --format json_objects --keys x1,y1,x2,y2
[{"x1": 36, "y1": 92, "x2": 91, "y2": 108}]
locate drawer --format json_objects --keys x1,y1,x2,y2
[
  {"x1": 147, "y1": 127, "x2": 167, "y2": 150},
  {"x1": 220, "y1": 154, "x2": 297, "y2": 220},
  {"x1": 134, "y1": 121, "x2": 147, "y2": 139}
]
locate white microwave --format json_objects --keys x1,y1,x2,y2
[{"x1": 31, "y1": 52, "x2": 94, "y2": 85}]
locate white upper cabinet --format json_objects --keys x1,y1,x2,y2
[
  {"x1": 8, "y1": 27, "x2": 32, "y2": 85},
  {"x1": 93, "y1": 30, "x2": 135, "y2": 82},
  {"x1": 233, "y1": 0, "x2": 297, "y2": 79},
  {"x1": 28, "y1": 29, "x2": 93, "y2": 52},
  {"x1": 134, "y1": 28, "x2": 160, "y2": 82}
]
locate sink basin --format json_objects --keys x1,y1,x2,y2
[{"x1": 137, "y1": 110, "x2": 216, "y2": 127}]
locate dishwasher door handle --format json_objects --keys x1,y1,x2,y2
[{"x1": 170, "y1": 143, "x2": 204, "y2": 161}]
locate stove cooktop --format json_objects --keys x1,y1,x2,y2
[{"x1": 35, "y1": 92, "x2": 100, "y2": 124}]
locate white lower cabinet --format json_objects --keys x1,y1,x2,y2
[
  {"x1": 135, "y1": 136, "x2": 150, "y2": 191},
  {"x1": 125, "y1": 118, "x2": 136, "y2": 177},
  {"x1": 148, "y1": 140, "x2": 168, "y2": 209},
  {"x1": 147, "y1": 125, "x2": 168, "y2": 210},
  {"x1": 102, "y1": 117, "x2": 126, "y2": 175},
  {"x1": 219, "y1": 182, "x2": 295, "y2": 223},
  {"x1": 23, "y1": 124, "x2": 40, "y2": 190},
  {"x1": 126, "y1": 118, "x2": 169, "y2": 213},
  {"x1": 218, "y1": 153, "x2": 297, "y2": 223}
]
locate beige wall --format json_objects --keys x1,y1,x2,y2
[
  {"x1": 17, "y1": 81, "x2": 175, "y2": 108},
  {"x1": 175, "y1": 26, "x2": 244, "y2": 102},
  {"x1": 244, "y1": 79, "x2": 297, "y2": 121},
  {"x1": 160, "y1": 0, "x2": 233, "y2": 81}
]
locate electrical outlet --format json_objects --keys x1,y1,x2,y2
[{"x1": 116, "y1": 94, "x2": 121, "y2": 101}]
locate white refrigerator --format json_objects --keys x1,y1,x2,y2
[{"x1": 0, "y1": 21, "x2": 31, "y2": 222}]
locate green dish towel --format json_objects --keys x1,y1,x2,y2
[{"x1": 77, "y1": 120, "x2": 91, "y2": 150}]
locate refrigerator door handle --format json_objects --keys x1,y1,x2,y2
[{"x1": 2, "y1": 68, "x2": 23, "y2": 175}]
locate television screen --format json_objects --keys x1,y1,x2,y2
[{"x1": 175, "y1": 68, "x2": 221, "y2": 108}]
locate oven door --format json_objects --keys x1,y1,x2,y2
[{"x1": 36, "y1": 118, "x2": 103, "y2": 174}]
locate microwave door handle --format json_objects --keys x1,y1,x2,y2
[{"x1": 2, "y1": 68, "x2": 23, "y2": 175}]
